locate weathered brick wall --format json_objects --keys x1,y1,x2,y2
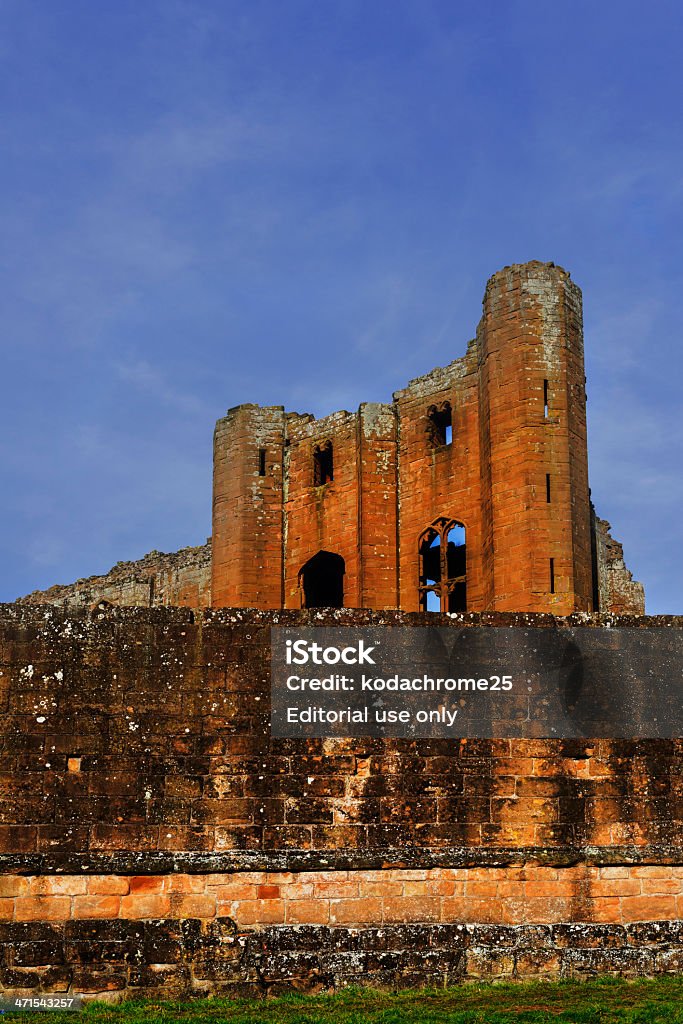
[
  {"x1": 5, "y1": 917, "x2": 683, "y2": 998},
  {"x1": 0, "y1": 605, "x2": 680, "y2": 996},
  {"x1": 4, "y1": 604, "x2": 682, "y2": 856},
  {"x1": 18, "y1": 545, "x2": 211, "y2": 611}
]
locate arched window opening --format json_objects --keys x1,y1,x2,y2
[
  {"x1": 300, "y1": 550, "x2": 345, "y2": 608},
  {"x1": 427, "y1": 402, "x2": 452, "y2": 447},
  {"x1": 419, "y1": 528, "x2": 441, "y2": 586},
  {"x1": 313, "y1": 441, "x2": 334, "y2": 486},
  {"x1": 419, "y1": 517, "x2": 466, "y2": 612}
]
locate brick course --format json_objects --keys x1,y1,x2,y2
[
  {"x1": 1, "y1": 917, "x2": 683, "y2": 997},
  {"x1": 3, "y1": 866, "x2": 683, "y2": 927}
]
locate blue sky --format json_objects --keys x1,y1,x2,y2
[{"x1": 1, "y1": 0, "x2": 681, "y2": 613}]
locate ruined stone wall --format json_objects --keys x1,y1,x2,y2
[
  {"x1": 283, "y1": 404, "x2": 399, "y2": 610},
  {"x1": 0, "y1": 604, "x2": 680, "y2": 997},
  {"x1": 284, "y1": 410, "x2": 364, "y2": 609},
  {"x1": 356, "y1": 404, "x2": 400, "y2": 609},
  {"x1": 594, "y1": 516, "x2": 645, "y2": 616},
  {"x1": 18, "y1": 545, "x2": 211, "y2": 612}
]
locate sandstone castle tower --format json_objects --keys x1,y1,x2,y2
[{"x1": 211, "y1": 261, "x2": 643, "y2": 616}]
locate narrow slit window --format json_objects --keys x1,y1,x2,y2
[
  {"x1": 550, "y1": 557, "x2": 555, "y2": 594},
  {"x1": 258, "y1": 448, "x2": 266, "y2": 476},
  {"x1": 543, "y1": 379, "x2": 549, "y2": 418},
  {"x1": 427, "y1": 402, "x2": 452, "y2": 447},
  {"x1": 546, "y1": 473, "x2": 551, "y2": 503},
  {"x1": 313, "y1": 441, "x2": 333, "y2": 486}
]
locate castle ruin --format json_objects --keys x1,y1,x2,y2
[{"x1": 21, "y1": 261, "x2": 643, "y2": 616}]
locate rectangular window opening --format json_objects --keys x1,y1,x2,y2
[
  {"x1": 313, "y1": 441, "x2": 333, "y2": 486},
  {"x1": 543, "y1": 379, "x2": 549, "y2": 418},
  {"x1": 550, "y1": 557, "x2": 555, "y2": 594},
  {"x1": 258, "y1": 448, "x2": 266, "y2": 476},
  {"x1": 427, "y1": 402, "x2": 452, "y2": 447},
  {"x1": 546, "y1": 473, "x2": 551, "y2": 503}
]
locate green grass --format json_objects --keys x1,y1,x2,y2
[{"x1": 7, "y1": 977, "x2": 683, "y2": 1024}]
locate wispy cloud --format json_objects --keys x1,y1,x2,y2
[
  {"x1": 113, "y1": 359, "x2": 210, "y2": 417},
  {"x1": 586, "y1": 298, "x2": 664, "y2": 373}
]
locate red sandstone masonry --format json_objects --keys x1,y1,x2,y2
[
  {"x1": 394, "y1": 344, "x2": 483, "y2": 612},
  {"x1": 477, "y1": 265, "x2": 592, "y2": 613},
  {"x1": 1, "y1": 867, "x2": 683, "y2": 926},
  {"x1": 212, "y1": 405, "x2": 286, "y2": 608},
  {"x1": 284, "y1": 410, "x2": 364, "y2": 608},
  {"x1": 209, "y1": 262, "x2": 642, "y2": 615},
  {"x1": 0, "y1": 265, "x2": 663, "y2": 999}
]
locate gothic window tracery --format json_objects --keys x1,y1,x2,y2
[{"x1": 418, "y1": 517, "x2": 466, "y2": 612}]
